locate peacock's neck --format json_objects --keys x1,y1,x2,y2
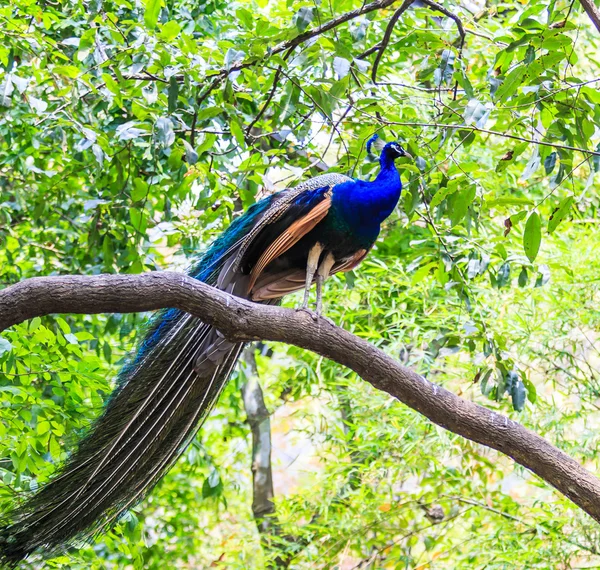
[
  {"x1": 330, "y1": 156, "x2": 402, "y2": 243},
  {"x1": 373, "y1": 154, "x2": 401, "y2": 203},
  {"x1": 357, "y1": 155, "x2": 402, "y2": 225}
]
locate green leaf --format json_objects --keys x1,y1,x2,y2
[
  {"x1": 182, "y1": 140, "x2": 198, "y2": 165},
  {"x1": 131, "y1": 178, "x2": 148, "y2": 202},
  {"x1": 548, "y1": 196, "x2": 574, "y2": 233},
  {"x1": 522, "y1": 375, "x2": 537, "y2": 403},
  {"x1": 168, "y1": 76, "x2": 179, "y2": 113},
  {"x1": 55, "y1": 317, "x2": 71, "y2": 335},
  {"x1": 430, "y1": 186, "x2": 456, "y2": 209},
  {"x1": 496, "y1": 262, "x2": 511, "y2": 288},
  {"x1": 333, "y1": 57, "x2": 350, "y2": 79},
  {"x1": 509, "y1": 372, "x2": 526, "y2": 411},
  {"x1": 144, "y1": 0, "x2": 163, "y2": 30},
  {"x1": 160, "y1": 21, "x2": 181, "y2": 41},
  {"x1": 434, "y1": 49, "x2": 455, "y2": 86},
  {"x1": 155, "y1": 117, "x2": 175, "y2": 147},
  {"x1": 449, "y1": 184, "x2": 476, "y2": 226},
  {"x1": 523, "y1": 212, "x2": 541, "y2": 262},
  {"x1": 202, "y1": 469, "x2": 223, "y2": 498},
  {"x1": 518, "y1": 267, "x2": 528, "y2": 287},
  {"x1": 197, "y1": 133, "x2": 217, "y2": 155},
  {"x1": 495, "y1": 65, "x2": 527, "y2": 103},
  {"x1": 463, "y1": 99, "x2": 491, "y2": 128},
  {"x1": 29, "y1": 317, "x2": 42, "y2": 332},
  {"x1": 229, "y1": 120, "x2": 245, "y2": 148},
  {"x1": 293, "y1": 7, "x2": 315, "y2": 32},
  {"x1": 544, "y1": 152, "x2": 557, "y2": 175},
  {"x1": 196, "y1": 107, "x2": 223, "y2": 121}
]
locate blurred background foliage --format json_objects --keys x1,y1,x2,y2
[{"x1": 1, "y1": 0, "x2": 600, "y2": 566}]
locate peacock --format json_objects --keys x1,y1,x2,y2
[{"x1": 0, "y1": 134, "x2": 411, "y2": 565}]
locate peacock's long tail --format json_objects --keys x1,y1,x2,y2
[{"x1": 0, "y1": 197, "x2": 276, "y2": 565}]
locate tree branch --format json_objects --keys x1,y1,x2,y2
[
  {"x1": 370, "y1": 0, "x2": 466, "y2": 88},
  {"x1": 241, "y1": 347, "x2": 278, "y2": 530},
  {"x1": 372, "y1": 0, "x2": 414, "y2": 84},
  {"x1": 580, "y1": 0, "x2": 600, "y2": 34},
  {"x1": 194, "y1": 0, "x2": 402, "y2": 107},
  {"x1": 420, "y1": 0, "x2": 466, "y2": 57},
  {"x1": 2, "y1": 273, "x2": 600, "y2": 523}
]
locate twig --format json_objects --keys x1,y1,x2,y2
[
  {"x1": 190, "y1": 104, "x2": 198, "y2": 147},
  {"x1": 193, "y1": 0, "x2": 403, "y2": 108},
  {"x1": 420, "y1": 0, "x2": 466, "y2": 57},
  {"x1": 420, "y1": 0, "x2": 466, "y2": 99},
  {"x1": 372, "y1": 0, "x2": 414, "y2": 84},
  {"x1": 246, "y1": 66, "x2": 284, "y2": 136},
  {"x1": 384, "y1": 120, "x2": 600, "y2": 156}
]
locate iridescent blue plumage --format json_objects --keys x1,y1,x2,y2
[{"x1": 0, "y1": 139, "x2": 410, "y2": 565}]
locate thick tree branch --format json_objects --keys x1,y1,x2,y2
[
  {"x1": 580, "y1": 0, "x2": 600, "y2": 33},
  {"x1": 2, "y1": 273, "x2": 600, "y2": 523}
]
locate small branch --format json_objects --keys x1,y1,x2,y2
[
  {"x1": 368, "y1": 0, "x2": 465, "y2": 99},
  {"x1": 419, "y1": 0, "x2": 465, "y2": 99},
  {"x1": 196, "y1": 76, "x2": 223, "y2": 109},
  {"x1": 246, "y1": 66, "x2": 284, "y2": 136},
  {"x1": 580, "y1": 0, "x2": 600, "y2": 33},
  {"x1": 420, "y1": 0, "x2": 466, "y2": 57},
  {"x1": 372, "y1": 0, "x2": 414, "y2": 84},
  {"x1": 190, "y1": 106, "x2": 198, "y2": 147},
  {"x1": 248, "y1": 127, "x2": 329, "y2": 172},
  {"x1": 2, "y1": 273, "x2": 600, "y2": 523},
  {"x1": 384, "y1": 120, "x2": 600, "y2": 156}
]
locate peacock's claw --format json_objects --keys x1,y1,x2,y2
[
  {"x1": 318, "y1": 314, "x2": 336, "y2": 326},
  {"x1": 295, "y1": 306, "x2": 319, "y2": 321},
  {"x1": 295, "y1": 306, "x2": 335, "y2": 326}
]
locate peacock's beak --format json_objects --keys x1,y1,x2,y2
[{"x1": 402, "y1": 151, "x2": 413, "y2": 160}]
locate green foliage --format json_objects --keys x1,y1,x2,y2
[{"x1": 1, "y1": 0, "x2": 600, "y2": 566}]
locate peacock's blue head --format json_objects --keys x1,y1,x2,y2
[
  {"x1": 382, "y1": 141, "x2": 411, "y2": 161},
  {"x1": 366, "y1": 134, "x2": 412, "y2": 161}
]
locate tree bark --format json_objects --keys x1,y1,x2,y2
[
  {"x1": 1, "y1": 272, "x2": 600, "y2": 523},
  {"x1": 240, "y1": 347, "x2": 278, "y2": 532}
]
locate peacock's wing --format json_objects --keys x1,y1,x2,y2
[{"x1": 231, "y1": 172, "x2": 352, "y2": 275}]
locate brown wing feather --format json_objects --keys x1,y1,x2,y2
[
  {"x1": 247, "y1": 196, "x2": 332, "y2": 293},
  {"x1": 332, "y1": 248, "x2": 369, "y2": 273},
  {"x1": 251, "y1": 270, "x2": 307, "y2": 301}
]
